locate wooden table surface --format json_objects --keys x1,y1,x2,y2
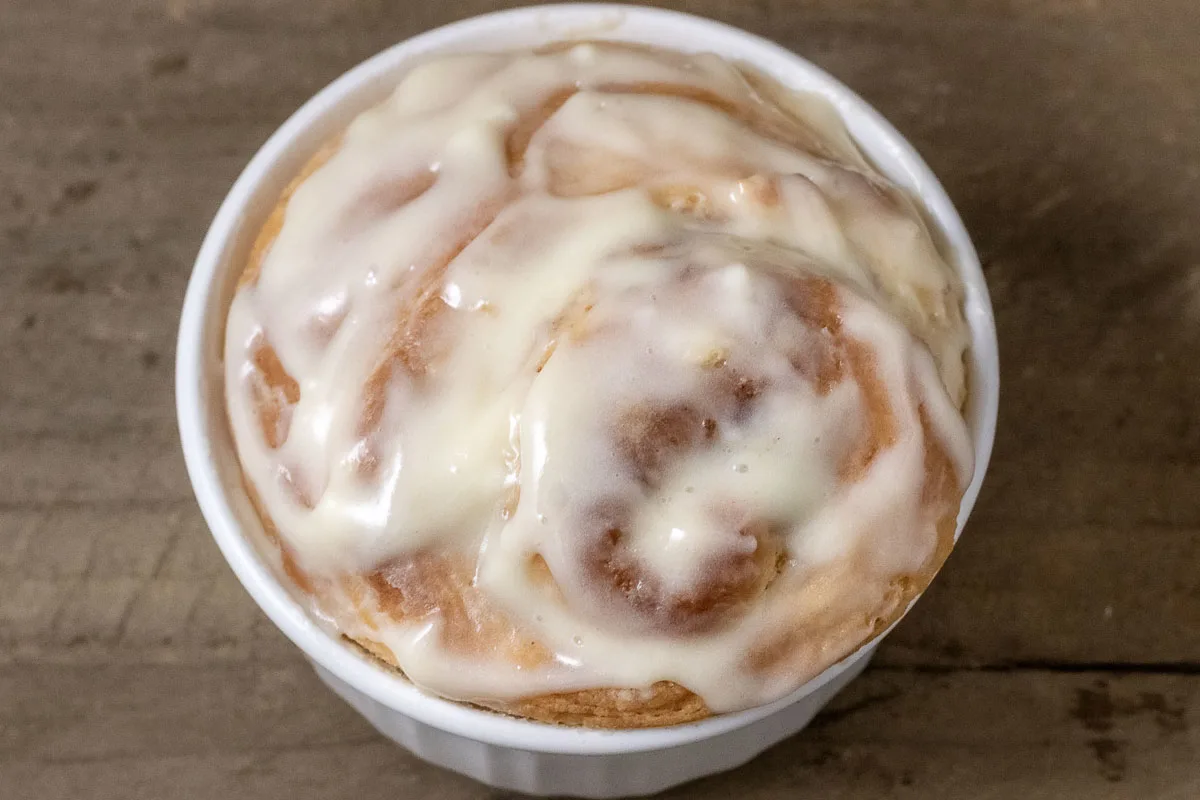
[{"x1": 3, "y1": 0, "x2": 1198, "y2": 797}]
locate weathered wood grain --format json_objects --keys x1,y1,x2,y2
[
  {"x1": 2, "y1": 664, "x2": 1197, "y2": 797},
  {"x1": 2, "y1": 0, "x2": 1198, "y2": 797}
]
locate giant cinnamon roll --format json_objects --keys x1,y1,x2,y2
[{"x1": 225, "y1": 42, "x2": 974, "y2": 727}]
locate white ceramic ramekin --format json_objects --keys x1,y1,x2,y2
[{"x1": 177, "y1": 5, "x2": 999, "y2": 797}]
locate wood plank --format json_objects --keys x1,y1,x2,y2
[
  {"x1": 1, "y1": 663, "x2": 1196, "y2": 798},
  {"x1": 2, "y1": 503, "x2": 1197, "y2": 668},
  {"x1": 7, "y1": 293, "x2": 1200, "y2": 467}
]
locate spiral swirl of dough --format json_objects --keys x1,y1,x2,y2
[{"x1": 225, "y1": 42, "x2": 973, "y2": 725}]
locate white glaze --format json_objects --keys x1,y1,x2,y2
[{"x1": 224, "y1": 43, "x2": 972, "y2": 712}]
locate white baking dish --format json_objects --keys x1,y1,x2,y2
[{"x1": 176, "y1": 5, "x2": 1000, "y2": 796}]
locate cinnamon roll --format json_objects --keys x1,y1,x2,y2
[{"x1": 225, "y1": 42, "x2": 974, "y2": 727}]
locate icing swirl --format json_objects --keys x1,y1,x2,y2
[{"x1": 225, "y1": 42, "x2": 972, "y2": 719}]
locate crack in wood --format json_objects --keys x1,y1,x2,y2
[
  {"x1": 873, "y1": 661, "x2": 1200, "y2": 676},
  {"x1": 809, "y1": 689, "x2": 904, "y2": 729}
]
